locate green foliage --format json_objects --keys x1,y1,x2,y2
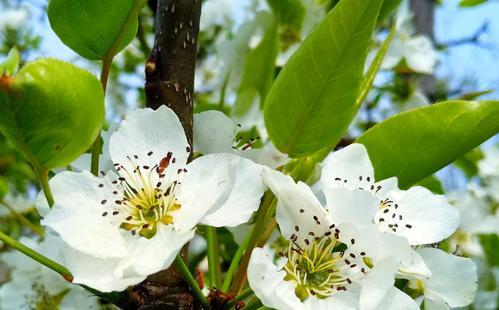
[
  {"x1": 479, "y1": 234, "x2": 499, "y2": 267},
  {"x1": 0, "y1": 59, "x2": 104, "y2": 170},
  {"x1": 453, "y1": 148, "x2": 483, "y2": 178},
  {"x1": 0, "y1": 47, "x2": 20, "y2": 76},
  {"x1": 233, "y1": 21, "x2": 279, "y2": 117},
  {"x1": 357, "y1": 26, "x2": 396, "y2": 110},
  {"x1": 264, "y1": 0, "x2": 384, "y2": 157},
  {"x1": 47, "y1": 0, "x2": 143, "y2": 60},
  {"x1": 459, "y1": 0, "x2": 487, "y2": 7},
  {"x1": 377, "y1": 0, "x2": 402, "y2": 23},
  {"x1": 356, "y1": 100, "x2": 499, "y2": 188},
  {"x1": 267, "y1": 0, "x2": 305, "y2": 31},
  {"x1": 415, "y1": 175, "x2": 444, "y2": 194}
]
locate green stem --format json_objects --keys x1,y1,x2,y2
[
  {"x1": 243, "y1": 297, "x2": 263, "y2": 310},
  {"x1": 1, "y1": 201, "x2": 44, "y2": 237},
  {"x1": 229, "y1": 191, "x2": 275, "y2": 295},
  {"x1": 221, "y1": 228, "x2": 252, "y2": 291},
  {"x1": 223, "y1": 287, "x2": 254, "y2": 310},
  {"x1": 38, "y1": 168, "x2": 54, "y2": 207},
  {"x1": 206, "y1": 226, "x2": 221, "y2": 288},
  {"x1": 0, "y1": 231, "x2": 72, "y2": 282},
  {"x1": 174, "y1": 255, "x2": 210, "y2": 309}
]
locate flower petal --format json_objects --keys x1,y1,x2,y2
[
  {"x1": 321, "y1": 144, "x2": 375, "y2": 191},
  {"x1": 109, "y1": 106, "x2": 190, "y2": 181},
  {"x1": 175, "y1": 153, "x2": 265, "y2": 229},
  {"x1": 324, "y1": 188, "x2": 378, "y2": 228},
  {"x1": 62, "y1": 246, "x2": 145, "y2": 292},
  {"x1": 40, "y1": 171, "x2": 127, "y2": 258},
  {"x1": 376, "y1": 287, "x2": 420, "y2": 310},
  {"x1": 193, "y1": 110, "x2": 236, "y2": 154},
  {"x1": 116, "y1": 225, "x2": 195, "y2": 277},
  {"x1": 360, "y1": 257, "x2": 399, "y2": 310},
  {"x1": 248, "y1": 247, "x2": 303, "y2": 310},
  {"x1": 375, "y1": 187, "x2": 459, "y2": 245},
  {"x1": 235, "y1": 143, "x2": 289, "y2": 168},
  {"x1": 417, "y1": 248, "x2": 477, "y2": 308},
  {"x1": 264, "y1": 168, "x2": 330, "y2": 248}
]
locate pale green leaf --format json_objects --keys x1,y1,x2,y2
[
  {"x1": 0, "y1": 59, "x2": 104, "y2": 169},
  {"x1": 264, "y1": 0, "x2": 384, "y2": 157},
  {"x1": 48, "y1": 0, "x2": 144, "y2": 60},
  {"x1": 356, "y1": 100, "x2": 499, "y2": 188},
  {"x1": 0, "y1": 47, "x2": 20, "y2": 76}
]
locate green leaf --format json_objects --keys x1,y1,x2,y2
[
  {"x1": 460, "y1": 0, "x2": 487, "y2": 7},
  {"x1": 264, "y1": 0, "x2": 384, "y2": 157},
  {"x1": 479, "y1": 234, "x2": 499, "y2": 267},
  {"x1": 377, "y1": 0, "x2": 402, "y2": 23},
  {"x1": 356, "y1": 26, "x2": 396, "y2": 110},
  {"x1": 233, "y1": 21, "x2": 279, "y2": 117},
  {"x1": 415, "y1": 175, "x2": 444, "y2": 194},
  {"x1": 356, "y1": 100, "x2": 499, "y2": 188},
  {"x1": 0, "y1": 58, "x2": 104, "y2": 170},
  {"x1": 0, "y1": 47, "x2": 20, "y2": 76},
  {"x1": 47, "y1": 0, "x2": 144, "y2": 60},
  {"x1": 453, "y1": 148, "x2": 483, "y2": 178}
]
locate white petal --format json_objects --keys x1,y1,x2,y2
[
  {"x1": 247, "y1": 247, "x2": 303, "y2": 310},
  {"x1": 193, "y1": 110, "x2": 236, "y2": 154},
  {"x1": 321, "y1": 144, "x2": 375, "y2": 191},
  {"x1": 324, "y1": 188, "x2": 378, "y2": 227},
  {"x1": 264, "y1": 168, "x2": 330, "y2": 248},
  {"x1": 116, "y1": 226, "x2": 195, "y2": 277},
  {"x1": 360, "y1": 257, "x2": 399, "y2": 310},
  {"x1": 235, "y1": 143, "x2": 289, "y2": 168},
  {"x1": 175, "y1": 153, "x2": 265, "y2": 228},
  {"x1": 109, "y1": 106, "x2": 190, "y2": 182},
  {"x1": 376, "y1": 187, "x2": 459, "y2": 245},
  {"x1": 376, "y1": 287, "x2": 420, "y2": 310},
  {"x1": 404, "y1": 36, "x2": 438, "y2": 74},
  {"x1": 373, "y1": 177, "x2": 398, "y2": 198},
  {"x1": 398, "y1": 249, "x2": 432, "y2": 279},
  {"x1": 303, "y1": 290, "x2": 359, "y2": 310},
  {"x1": 40, "y1": 171, "x2": 127, "y2": 258},
  {"x1": 417, "y1": 248, "x2": 477, "y2": 308},
  {"x1": 62, "y1": 246, "x2": 145, "y2": 292}
]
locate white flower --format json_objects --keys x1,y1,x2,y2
[
  {"x1": 193, "y1": 110, "x2": 288, "y2": 168},
  {"x1": 200, "y1": 0, "x2": 234, "y2": 29},
  {"x1": 409, "y1": 248, "x2": 477, "y2": 309},
  {"x1": 478, "y1": 145, "x2": 499, "y2": 202},
  {"x1": 248, "y1": 167, "x2": 416, "y2": 310},
  {"x1": 0, "y1": 235, "x2": 100, "y2": 310},
  {"x1": 321, "y1": 144, "x2": 459, "y2": 246},
  {"x1": 379, "y1": 1, "x2": 438, "y2": 74},
  {"x1": 38, "y1": 106, "x2": 266, "y2": 292},
  {"x1": 0, "y1": 6, "x2": 28, "y2": 31}
]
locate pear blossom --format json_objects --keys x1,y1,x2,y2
[
  {"x1": 248, "y1": 167, "x2": 419, "y2": 310},
  {"x1": 193, "y1": 110, "x2": 288, "y2": 168},
  {"x1": 0, "y1": 235, "x2": 101, "y2": 310},
  {"x1": 408, "y1": 248, "x2": 477, "y2": 309},
  {"x1": 320, "y1": 144, "x2": 459, "y2": 246},
  {"x1": 478, "y1": 145, "x2": 499, "y2": 202},
  {"x1": 379, "y1": 0, "x2": 438, "y2": 74},
  {"x1": 37, "y1": 106, "x2": 265, "y2": 292}
]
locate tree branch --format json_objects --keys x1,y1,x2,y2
[{"x1": 118, "y1": 1, "x2": 202, "y2": 309}]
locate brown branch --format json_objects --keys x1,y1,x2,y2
[{"x1": 117, "y1": 1, "x2": 202, "y2": 309}]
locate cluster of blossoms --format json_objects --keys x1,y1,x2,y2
[
  {"x1": 248, "y1": 144, "x2": 477, "y2": 310},
  {"x1": 1, "y1": 107, "x2": 479, "y2": 309}
]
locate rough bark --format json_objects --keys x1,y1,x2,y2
[{"x1": 117, "y1": 1, "x2": 201, "y2": 309}]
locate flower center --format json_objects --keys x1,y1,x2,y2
[
  {"x1": 283, "y1": 237, "x2": 349, "y2": 301},
  {"x1": 106, "y1": 152, "x2": 184, "y2": 239}
]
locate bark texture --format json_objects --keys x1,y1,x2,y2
[{"x1": 118, "y1": 1, "x2": 201, "y2": 309}]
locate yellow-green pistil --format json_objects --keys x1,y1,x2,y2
[{"x1": 283, "y1": 237, "x2": 350, "y2": 301}]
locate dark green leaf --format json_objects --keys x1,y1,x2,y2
[
  {"x1": 264, "y1": 0, "x2": 383, "y2": 157},
  {"x1": 453, "y1": 148, "x2": 483, "y2": 178},
  {"x1": 48, "y1": 0, "x2": 144, "y2": 60},
  {"x1": 377, "y1": 0, "x2": 402, "y2": 23},
  {"x1": 356, "y1": 100, "x2": 499, "y2": 188},
  {"x1": 0, "y1": 59, "x2": 105, "y2": 169}
]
